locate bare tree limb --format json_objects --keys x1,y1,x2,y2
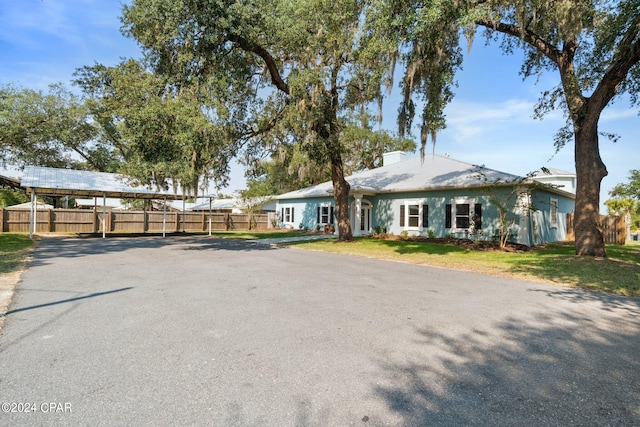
[
  {"x1": 475, "y1": 19, "x2": 563, "y2": 65},
  {"x1": 227, "y1": 34, "x2": 290, "y2": 95}
]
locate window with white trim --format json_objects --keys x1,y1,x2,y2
[
  {"x1": 408, "y1": 204, "x2": 420, "y2": 227},
  {"x1": 317, "y1": 205, "x2": 334, "y2": 225},
  {"x1": 281, "y1": 206, "x2": 295, "y2": 224},
  {"x1": 445, "y1": 202, "x2": 482, "y2": 230},
  {"x1": 550, "y1": 198, "x2": 558, "y2": 228},
  {"x1": 456, "y1": 204, "x2": 470, "y2": 229},
  {"x1": 400, "y1": 201, "x2": 428, "y2": 229}
]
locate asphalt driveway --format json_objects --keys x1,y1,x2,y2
[{"x1": 1, "y1": 235, "x2": 639, "y2": 426}]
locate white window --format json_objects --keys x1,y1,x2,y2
[
  {"x1": 317, "y1": 205, "x2": 333, "y2": 225},
  {"x1": 455, "y1": 203, "x2": 470, "y2": 229},
  {"x1": 408, "y1": 204, "x2": 419, "y2": 227},
  {"x1": 446, "y1": 201, "x2": 482, "y2": 230},
  {"x1": 281, "y1": 206, "x2": 295, "y2": 224},
  {"x1": 550, "y1": 198, "x2": 558, "y2": 228},
  {"x1": 400, "y1": 201, "x2": 428, "y2": 230}
]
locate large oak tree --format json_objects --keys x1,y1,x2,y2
[
  {"x1": 368, "y1": 0, "x2": 640, "y2": 256},
  {"x1": 0, "y1": 84, "x2": 108, "y2": 171},
  {"x1": 122, "y1": 0, "x2": 392, "y2": 241},
  {"x1": 1, "y1": 64, "x2": 229, "y2": 197},
  {"x1": 74, "y1": 59, "x2": 232, "y2": 195}
]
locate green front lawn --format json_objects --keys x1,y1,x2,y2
[
  {"x1": 0, "y1": 233, "x2": 34, "y2": 275},
  {"x1": 286, "y1": 238, "x2": 640, "y2": 297}
]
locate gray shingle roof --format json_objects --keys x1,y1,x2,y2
[
  {"x1": 20, "y1": 166, "x2": 186, "y2": 200},
  {"x1": 276, "y1": 154, "x2": 523, "y2": 199}
]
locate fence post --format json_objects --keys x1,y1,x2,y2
[
  {"x1": 48, "y1": 208, "x2": 53, "y2": 232},
  {"x1": 107, "y1": 210, "x2": 113, "y2": 234},
  {"x1": 617, "y1": 215, "x2": 626, "y2": 245},
  {"x1": 0, "y1": 208, "x2": 4, "y2": 233}
]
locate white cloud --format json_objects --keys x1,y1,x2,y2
[
  {"x1": 601, "y1": 107, "x2": 638, "y2": 121},
  {"x1": 443, "y1": 98, "x2": 549, "y2": 144},
  {"x1": 0, "y1": 1, "x2": 77, "y2": 47},
  {"x1": 448, "y1": 99, "x2": 534, "y2": 123}
]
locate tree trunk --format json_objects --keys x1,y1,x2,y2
[
  {"x1": 573, "y1": 114, "x2": 607, "y2": 257},
  {"x1": 330, "y1": 151, "x2": 353, "y2": 242}
]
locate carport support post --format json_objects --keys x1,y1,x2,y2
[
  {"x1": 102, "y1": 193, "x2": 106, "y2": 239},
  {"x1": 208, "y1": 197, "x2": 212, "y2": 236},
  {"x1": 162, "y1": 197, "x2": 167, "y2": 238},
  {"x1": 29, "y1": 190, "x2": 36, "y2": 239}
]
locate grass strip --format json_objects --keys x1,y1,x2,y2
[
  {"x1": 0, "y1": 233, "x2": 34, "y2": 275},
  {"x1": 285, "y1": 238, "x2": 640, "y2": 297}
]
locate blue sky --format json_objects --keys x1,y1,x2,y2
[{"x1": 1, "y1": 0, "x2": 637, "y2": 208}]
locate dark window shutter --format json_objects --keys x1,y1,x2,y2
[
  {"x1": 445, "y1": 204, "x2": 452, "y2": 228},
  {"x1": 330, "y1": 206, "x2": 334, "y2": 225},
  {"x1": 317, "y1": 207, "x2": 320, "y2": 224},
  {"x1": 422, "y1": 205, "x2": 429, "y2": 228},
  {"x1": 400, "y1": 205, "x2": 405, "y2": 227},
  {"x1": 291, "y1": 207, "x2": 295, "y2": 223},
  {"x1": 474, "y1": 203, "x2": 482, "y2": 229},
  {"x1": 281, "y1": 208, "x2": 284, "y2": 222}
]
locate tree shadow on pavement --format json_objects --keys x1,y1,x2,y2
[
  {"x1": 27, "y1": 235, "x2": 277, "y2": 267},
  {"x1": 527, "y1": 286, "x2": 640, "y2": 315},
  {"x1": 374, "y1": 307, "x2": 640, "y2": 426}
]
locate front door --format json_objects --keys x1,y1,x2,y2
[{"x1": 360, "y1": 205, "x2": 371, "y2": 234}]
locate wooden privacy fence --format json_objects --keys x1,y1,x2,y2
[
  {"x1": 566, "y1": 213, "x2": 626, "y2": 245},
  {"x1": 0, "y1": 208, "x2": 272, "y2": 234}
]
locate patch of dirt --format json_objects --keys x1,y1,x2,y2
[
  {"x1": 0, "y1": 270, "x2": 23, "y2": 334},
  {"x1": 371, "y1": 234, "x2": 531, "y2": 253},
  {"x1": 0, "y1": 239, "x2": 36, "y2": 335}
]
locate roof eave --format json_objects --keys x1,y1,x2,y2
[{"x1": 23, "y1": 186, "x2": 186, "y2": 200}]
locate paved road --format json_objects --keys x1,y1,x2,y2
[{"x1": 1, "y1": 236, "x2": 639, "y2": 426}]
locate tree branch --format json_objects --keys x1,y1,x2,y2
[
  {"x1": 475, "y1": 19, "x2": 584, "y2": 113},
  {"x1": 227, "y1": 34, "x2": 290, "y2": 95},
  {"x1": 237, "y1": 104, "x2": 288, "y2": 141},
  {"x1": 70, "y1": 146, "x2": 104, "y2": 171},
  {"x1": 475, "y1": 19, "x2": 563, "y2": 65}
]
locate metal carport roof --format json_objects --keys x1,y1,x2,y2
[
  {"x1": 19, "y1": 166, "x2": 188, "y2": 238},
  {"x1": 20, "y1": 166, "x2": 186, "y2": 200}
]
